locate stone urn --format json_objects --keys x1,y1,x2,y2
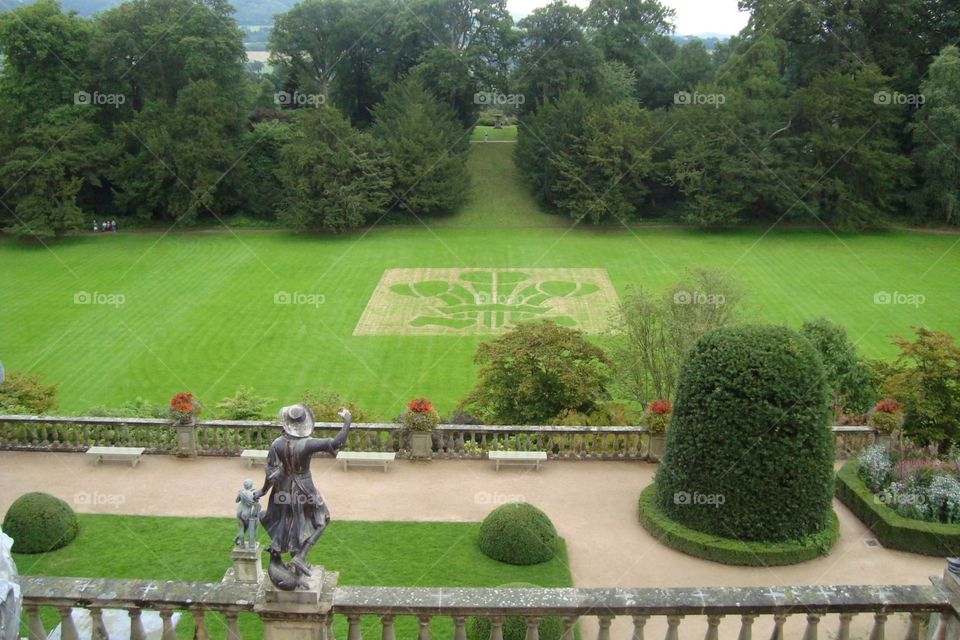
[{"x1": 175, "y1": 417, "x2": 198, "y2": 457}]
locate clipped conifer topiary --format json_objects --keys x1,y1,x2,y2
[
  {"x1": 478, "y1": 502, "x2": 557, "y2": 565},
  {"x1": 3, "y1": 492, "x2": 79, "y2": 553}
]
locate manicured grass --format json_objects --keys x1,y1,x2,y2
[
  {"x1": 1, "y1": 144, "x2": 958, "y2": 418},
  {"x1": 14, "y1": 515, "x2": 572, "y2": 639},
  {"x1": 470, "y1": 125, "x2": 517, "y2": 141}
]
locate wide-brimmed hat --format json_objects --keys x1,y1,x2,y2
[{"x1": 279, "y1": 403, "x2": 314, "y2": 438}]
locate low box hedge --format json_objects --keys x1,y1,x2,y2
[
  {"x1": 835, "y1": 460, "x2": 960, "y2": 556},
  {"x1": 637, "y1": 484, "x2": 838, "y2": 566}
]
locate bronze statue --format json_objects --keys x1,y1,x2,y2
[
  {"x1": 254, "y1": 403, "x2": 351, "y2": 590},
  {"x1": 234, "y1": 479, "x2": 261, "y2": 549}
]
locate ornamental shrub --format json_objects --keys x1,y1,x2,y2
[
  {"x1": 858, "y1": 445, "x2": 892, "y2": 492},
  {"x1": 2, "y1": 492, "x2": 79, "y2": 553},
  {"x1": 466, "y1": 584, "x2": 563, "y2": 640},
  {"x1": 478, "y1": 503, "x2": 557, "y2": 565},
  {"x1": 654, "y1": 324, "x2": 835, "y2": 543}
]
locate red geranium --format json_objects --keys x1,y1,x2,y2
[
  {"x1": 407, "y1": 398, "x2": 434, "y2": 414},
  {"x1": 874, "y1": 398, "x2": 903, "y2": 414},
  {"x1": 170, "y1": 392, "x2": 196, "y2": 413},
  {"x1": 647, "y1": 399, "x2": 672, "y2": 415}
]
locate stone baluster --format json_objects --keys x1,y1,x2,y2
[
  {"x1": 596, "y1": 615, "x2": 613, "y2": 640},
  {"x1": 223, "y1": 610, "x2": 240, "y2": 640},
  {"x1": 524, "y1": 616, "x2": 540, "y2": 640},
  {"x1": 905, "y1": 613, "x2": 924, "y2": 640},
  {"x1": 801, "y1": 613, "x2": 820, "y2": 640},
  {"x1": 933, "y1": 612, "x2": 949, "y2": 640},
  {"x1": 665, "y1": 615, "x2": 683, "y2": 640},
  {"x1": 158, "y1": 608, "x2": 176, "y2": 640},
  {"x1": 705, "y1": 614, "x2": 723, "y2": 640},
  {"x1": 737, "y1": 614, "x2": 755, "y2": 640},
  {"x1": 128, "y1": 608, "x2": 146, "y2": 640},
  {"x1": 868, "y1": 612, "x2": 887, "y2": 640},
  {"x1": 347, "y1": 613, "x2": 362, "y2": 640},
  {"x1": 25, "y1": 604, "x2": 46, "y2": 640},
  {"x1": 490, "y1": 616, "x2": 505, "y2": 640},
  {"x1": 89, "y1": 606, "x2": 109, "y2": 639},
  {"x1": 56, "y1": 606, "x2": 79, "y2": 640},
  {"x1": 769, "y1": 614, "x2": 786, "y2": 640},
  {"x1": 418, "y1": 615, "x2": 431, "y2": 640},
  {"x1": 380, "y1": 615, "x2": 396, "y2": 640},
  {"x1": 631, "y1": 615, "x2": 649, "y2": 640},
  {"x1": 837, "y1": 613, "x2": 853, "y2": 640},
  {"x1": 560, "y1": 616, "x2": 577, "y2": 640},
  {"x1": 453, "y1": 615, "x2": 467, "y2": 640},
  {"x1": 190, "y1": 608, "x2": 209, "y2": 640}
]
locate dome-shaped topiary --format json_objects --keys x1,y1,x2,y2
[
  {"x1": 2, "y1": 492, "x2": 79, "y2": 554},
  {"x1": 466, "y1": 583, "x2": 563, "y2": 640},
  {"x1": 654, "y1": 324, "x2": 835, "y2": 543},
  {"x1": 478, "y1": 502, "x2": 557, "y2": 565}
]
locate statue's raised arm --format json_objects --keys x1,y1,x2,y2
[{"x1": 306, "y1": 408, "x2": 351, "y2": 455}]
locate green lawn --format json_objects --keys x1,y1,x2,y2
[
  {"x1": 470, "y1": 125, "x2": 517, "y2": 141},
  {"x1": 14, "y1": 515, "x2": 573, "y2": 639},
  {"x1": 1, "y1": 143, "x2": 958, "y2": 418}
]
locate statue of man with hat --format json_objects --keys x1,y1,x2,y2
[{"x1": 254, "y1": 403, "x2": 351, "y2": 589}]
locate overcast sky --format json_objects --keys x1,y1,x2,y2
[{"x1": 508, "y1": 0, "x2": 751, "y2": 36}]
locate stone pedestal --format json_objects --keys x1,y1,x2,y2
[
  {"x1": 175, "y1": 423, "x2": 197, "y2": 457},
  {"x1": 256, "y1": 568, "x2": 338, "y2": 640},
  {"x1": 229, "y1": 543, "x2": 264, "y2": 584}
]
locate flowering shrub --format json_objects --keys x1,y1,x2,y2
[
  {"x1": 875, "y1": 398, "x2": 903, "y2": 414},
  {"x1": 868, "y1": 398, "x2": 903, "y2": 434},
  {"x1": 169, "y1": 392, "x2": 200, "y2": 422},
  {"x1": 642, "y1": 400, "x2": 672, "y2": 435},
  {"x1": 927, "y1": 475, "x2": 960, "y2": 524},
  {"x1": 403, "y1": 397, "x2": 440, "y2": 431},
  {"x1": 858, "y1": 445, "x2": 892, "y2": 492}
]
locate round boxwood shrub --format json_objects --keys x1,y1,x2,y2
[
  {"x1": 478, "y1": 502, "x2": 557, "y2": 565},
  {"x1": 2, "y1": 492, "x2": 79, "y2": 553},
  {"x1": 654, "y1": 324, "x2": 835, "y2": 543},
  {"x1": 466, "y1": 583, "x2": 563, "y2": 640}
]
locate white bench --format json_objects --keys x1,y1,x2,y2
[
  {"x1": 336, "y1": 451, "x2": 396, "y2": 472},
  {"x1": 240, "y1": 449, "x2": 269, "y2": 468},
  {"x1": 85, "y1": 446, "x2": 145, "y2": 467},
  {"x1": 489, "y1": 450, "x2": 547, "y2": 471}
]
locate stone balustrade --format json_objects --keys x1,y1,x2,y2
[
  {"x1": 17, "y1": 570, "x2": 960, "y2": 640},
  {"x1": 0, "y1": 415, "x2": 876, "y2": 461}
]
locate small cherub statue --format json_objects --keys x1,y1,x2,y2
[{"x1": 235, "y1": 479, "x2": 261, "y2": 549}]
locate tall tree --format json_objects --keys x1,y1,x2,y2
[{"x1": 910, "y1": 46, "x2": 960, "y2": 225}]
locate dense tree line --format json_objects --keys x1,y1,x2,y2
[
  {"x1": 515, "y1": 0, "x2": 960, "y2": 229},
  {"x1": 1, "y1": 0, "x2": 958, "y2": 237}
]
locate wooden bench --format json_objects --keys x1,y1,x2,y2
[
  {"x1": 85, "y1": 446, "x2": 145, "y2": 467},
  {"x1": 240, "y1": 449, "x2": 269, "y2": 468},
  {"x1": 336, "y1": 451, "x2": 396, "y2": 472},
  {"x1": 489, "y1": 450, "x2": 547, "y2": 471}
]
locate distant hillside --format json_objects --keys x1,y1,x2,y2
[{"x1": 0, "y1": 0, "x2": 298, "y2": 24}]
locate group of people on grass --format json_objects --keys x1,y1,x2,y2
[{"x1": 92, "y1": 219, "x2": 118, "y2": 233}]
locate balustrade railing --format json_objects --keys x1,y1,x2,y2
[
  {"x1": 0, "y1": 415, "x2": 876, "y2": 461},
  {"x1": 17, "y1": 572, "x2": 960, "y2": 640}
]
